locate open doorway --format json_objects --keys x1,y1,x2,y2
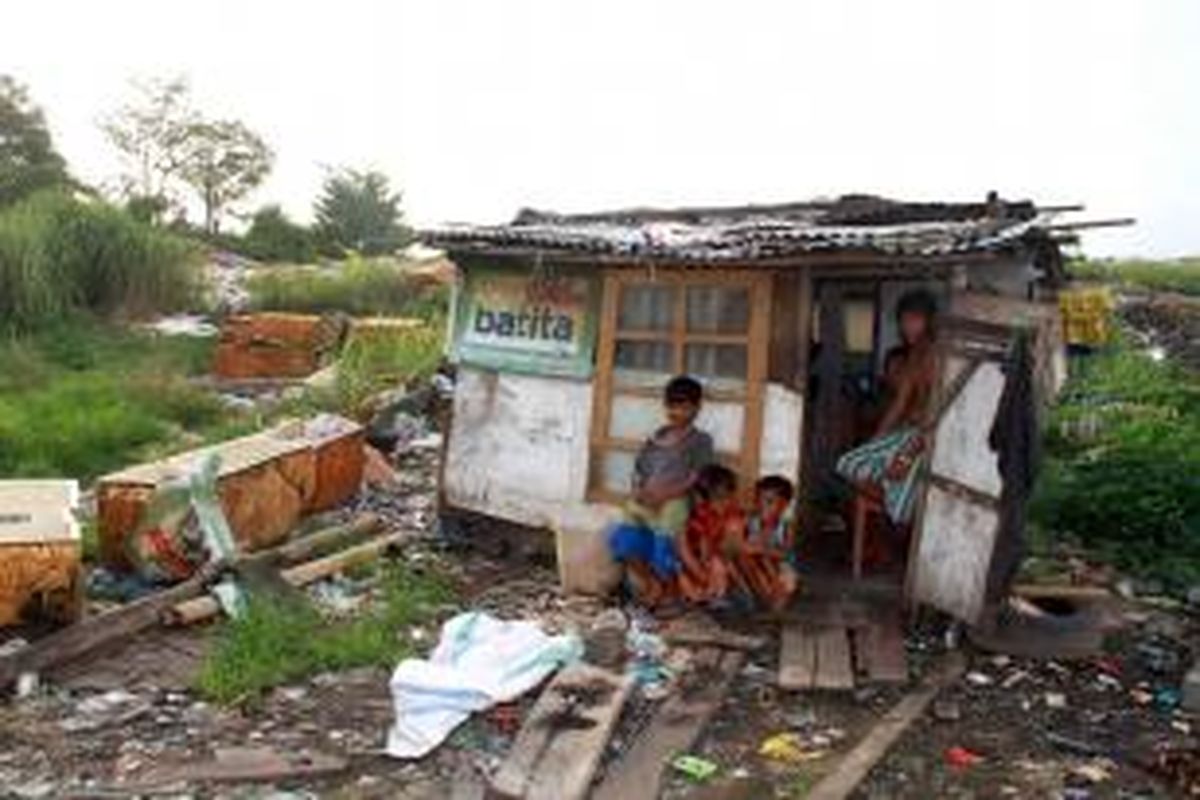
[{"x1": 801, "y1": 276, "x2": 947, "y2": 586}]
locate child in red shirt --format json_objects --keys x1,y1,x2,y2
[{"x1": 678, "y1": 465, "x2": 743, "y2": 604}]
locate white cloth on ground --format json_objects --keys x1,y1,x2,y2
[{"x1": 386, "y1": 611, "x2": 581, "y2": 758}]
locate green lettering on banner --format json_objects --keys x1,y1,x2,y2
[{"x1": 450, "y1": 260, "x2": 599, "y2": 378}]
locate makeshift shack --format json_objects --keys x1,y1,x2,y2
[{"x1": 426, "y1": 195, "x2": 1105, "y2": 625}]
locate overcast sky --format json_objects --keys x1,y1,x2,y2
[{"x1": 4, "y1": 0, "x2": 1197, "y2": 256}]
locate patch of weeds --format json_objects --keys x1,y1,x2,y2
[
  {"x1": 1068, "y1": 257, "x2": 1200, "y2": 297},
  {"x1": 196, "y1": 561, "x2": 455, "y2": 704},
  {"x1": 1030, "y1": 335, "x2": 1200, "y2": 589},
  {"x1": 334, "y1": 324, "x2": 444, "y2": 414},
  {"x1": 246, "y1": 255, "x2": 448, "y2": 318}
]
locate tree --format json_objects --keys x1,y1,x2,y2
[
  {"x1": 177, "y1": 119, "x2": 273, "y2": 235},
  {"x1": 242, "y1": 204, "x2": 316, "y2": 263},
  {"x1": 100, "y1": 77, "x2": 195, "y2": 222},
  {"x1": 0, "y1": 75, "x2": 70, "y2": 206},
  {"x1": 314, "y1": 168, "x2": 410, "y2": 255}
]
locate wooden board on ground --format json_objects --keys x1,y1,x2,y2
[
  {"x1": 593, "y1": 648, "x2": 745, "y2": 800},
  {"x1": 813, "y1": 627, "x2": 855, "y2": 690},
  {"x1": 490, "y1": 662, "x2": 633, "y2": 800},
  {"x1": 779, "y1": 622, "x2": 818, "y2": 690},
  {"x1": 660, "y1": 612, "x2": 767, "y2": 652},
  {"x1": 805, "y1": 653, "x2": 967, "y2": 800},
  {"x1": 859, "y1": 619, "x2": 908, "y2": 683}
]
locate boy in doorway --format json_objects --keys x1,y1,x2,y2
[{"x1": 609, "y1": 375, "x2": 715, "y2": 607}]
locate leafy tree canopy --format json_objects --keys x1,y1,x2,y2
[
  {"x1": 0, "y1": 76, "x2": 71, "y2": 207},
  {"x1": 314, "y1": 168, "x2": 410, "y2": 256}
]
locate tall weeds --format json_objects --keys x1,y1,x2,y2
[{"x1": 0, "y1": 191, "x2": 200, "y2": 331}]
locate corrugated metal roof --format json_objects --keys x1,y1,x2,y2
[{"x1": 423, "y1": 195, "x2": 1063, "y2": 263}]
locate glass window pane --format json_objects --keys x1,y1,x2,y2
[
  {"x1": 843, "y1": 298, "x2": 876, "y2": 354},
  {"x1": 686, "y1": 286, "x2": 749, "y2": 334},
  {"x1": 595, "y1": 450, "x2": 636, "y2": 494},
  {"x1": 618, "y1": 285, "x2": 674, "y2": 331},
  {"x1": 685, "y1": 344, "x2": 747, "y2": 381},
  {"x1": 615, "y1": 340, "x2": 673, "y2": 373}
]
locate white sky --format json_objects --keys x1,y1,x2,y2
[{"x1": 4, "y1": 0, "x2": 1198, "y2": 257}]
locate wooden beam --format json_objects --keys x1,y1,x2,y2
[
  {"x1": 491, "y1": 663, "x2": 633, "y2": 800},
  {"x1": 166, "y1": 530, "x2": 408, "y2": 625},
  {"x1": 593, "y1": 649, "x2": 744, "y2": 800},
  {"x1": 779, "y1": 622, "x2": 818, "y2": 690},
  {"x1": 805, "y1": 652, "x2": 966, "y2": 800}
]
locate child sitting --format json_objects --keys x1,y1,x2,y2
[
  {"x1": 609, "y1": 375, "x2": 715, "y2": 607},
  {"x1": 678, "y1": 465, "x2": 744, "y2": 604},
  {"x1": 735, "y1": 475, "x2": 799, "y2": 611}
]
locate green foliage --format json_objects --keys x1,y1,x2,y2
[
  {"x1": 1031, "y1": 341, "x2": 1200, "y2": 588},
  {"x1": 1068, "y1": 257, "x2": 1200, "y2": 297},
  {"x1": 196, "y1": 562, "x2": 454, "y2": 703},
  {"x1": 246, "y1": 256, "x2": 445, "y2": 318},
  {"x1": 335, "y1": 324, "x2": 445, "y2": 413},
  {"x1": 0, "y1": 318, "x2": 223, "y2": 480},
  {"x1": 314, "y1": 168, "x2": 410, "y2": 256},
  {"x1": 0, "y1": 191, "x2": 201, "y2": 331},
  {"x1": 0, "y1": 76, "x2": 71, "y2": 207},
  {"x1": 241, "y1": 204, "x2": 316, "y2": 263}
]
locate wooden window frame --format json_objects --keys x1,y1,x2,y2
[{"x1": 588, "y1": 268, "x2": 772, "y2": 504}]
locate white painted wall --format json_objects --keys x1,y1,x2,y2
[
  {"x1": 444, "y1": 366, "x2": 593, "y2": 528},
  {"x1": 759, "y1": 383, "x2": 804, "y2": 480}
]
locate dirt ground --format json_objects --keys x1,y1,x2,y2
[{"x1": 1, "y1": 443, "x2": 1198, "y2": 799}]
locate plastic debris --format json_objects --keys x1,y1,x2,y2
[
  {"x1": 759, "y1": 732, "x2": 829, "y2": 764},
  {"x1": 1154, "y1": 687, "x2": 1181, "y2": 712},
  {"x1": 1045, "y1": 692, "x2": 1068, "y2": 709},
  {"x1": 966, "y1": 671, "x2": 994, "y2": 687},
  {"x1": 944, "y1": 746, "x2": 983, "y2": 769},
  {"x1": 672, "y1": 754, "x2": 718, "y2": 782}
]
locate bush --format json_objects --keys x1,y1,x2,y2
[
  {"x1": 241, "y1": 204, "x2": 316, "y2": 264},
  {"x1": 1031, "y1": 342, "x2": 1200, "y2": 588},
  {"x1": 0, "y1": 191, "x2": 200, "y2": 331},
  {"x1": 246, "y1": 255, "x2": 446, "y2": 318},
  {"x1": 1068, "y1": 257, "x2": 1200, "y2": 297}
]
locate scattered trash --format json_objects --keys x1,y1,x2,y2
[
  {"x1": 0, "y1": 637, "x2": 29, "y2": 658},
  {"x1": 14, "y1": 672, "x2": 37, "y2": 699},
  {"x1": 965, "y1": 671, "x2": 994, "y2": 687},
  {"x1": 1045, "y1": 731, "x2": 1107, "y2": 757},
  {"x1": 932, "y1": 698, "x2": 962, "y2": 722},
  {"x1": 1182, "y1": 665, "x2": 1200, "y2": 712},
  {"x1": 944, "y1": 746, "x2": 983, "y2": 769},
  {"x1": 1001, "y1": 669, "x2": 1030, "y2": 689},
  {"x1": 672, "y1": 754, "x2": 718, "y2": 782},
  {"x1": 1072, "y1": 758, "x2": 1115, "y2": 784},
  {"x1": 1045, "y1": 692, "x2": 1068, "y2": 709},
  {"x1": 759, "y1": 732, "x2": 829, "y2": 764},
  {"x1": 1135, "y1": 642, "x2": 1180, "y2": 675},
  {"x1": 142, "y1": 314, "x2": 218, "y2": 338},
  {"x1": 386, "y1": 612, "x2": 581, "y2": 758},
  {"x1": 1153, "y1": 686, "x2": 1181, "y2": 712},
  {"x1": 584, "y1": 608, "x2": 628, "y2": 669},
  {"x1": 60, "y1": 689, "x2": 152, "y2": 732}
]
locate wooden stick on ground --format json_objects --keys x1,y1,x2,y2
[
  {"x1": 805, "y1": 652, "x2": 967, "y2": 800},
  {"x1": 0, "y1": 513, "x2": 383, "y2": 690},
  {"x1": 166, "y1": 529, "x2": 409, "y2": 626},
  {"x1": 0, "y1": 562, "x2": 222, "y2": 690},
  {"x1": 240, "y1": 512, "x2": 382, "y2": 569}
]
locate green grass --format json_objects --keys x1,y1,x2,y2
[
  {"x1": 333, "y1": 324, "x2": 445, "y2": 414},
  {"x1": 1030, "y1": 336, "x2": 1200, "y2": 589},
  {"x1": 0, "y1": 191, "x2": 201, "y2": 332},
  {"x1": 1068, "y1": 257, "x2": 1200, "y2": 297},
  {"x1": 0, "y1": 317, "x2": 227, "y2": 480},
  {"x1": 246, "y1": 255, "x2": 448, "y2": 318},
  {"x1": 195, "y1": 562, "x2": 455, "y2": 704}
]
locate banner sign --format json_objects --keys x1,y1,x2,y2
[{"x1": 452, "y1": 263, "x2": 598, "y2": 378}]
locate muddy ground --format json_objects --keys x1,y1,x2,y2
[{"x1": 2, "y1": 446, "x2": 1198, "y2": 799}]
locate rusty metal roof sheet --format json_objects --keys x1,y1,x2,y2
[{"x1": 423, "y1": 195, "x2": 1064, "y2": 263}]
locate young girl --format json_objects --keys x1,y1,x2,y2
[{"x1": 678, "y1": 465, "x2": 743, "y2": 604}]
